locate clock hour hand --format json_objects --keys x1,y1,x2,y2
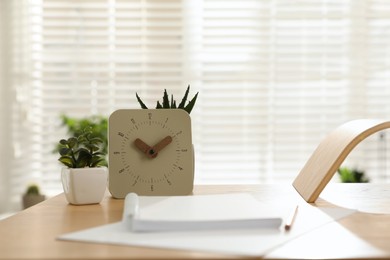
[{"x1": 134, "y1": 138, "x2": 152, "y2": 155}]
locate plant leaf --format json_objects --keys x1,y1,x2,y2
[
  {"x1": 58, "y1": 156, "x2": 74, "y2": 168},
  {"x1": 89, "y1": 137, "x2": 103, "y2": 144},
  {"x1": 67, "y1": 137, "x2": 77, "y2": 148},
  {"x1": 76, "y1": 159, "x2": 88, "y2": 168},
  {"x1": 136, "y1": 93, "x2": 148, "y2": 109},
  {"x1": 59, "y1": 139, "x2": 68, "y2": 145},
  {"x1": 92, "y1": 151, "x2": 106, "y2": 156},
  {"x1": 90, "y1": 156, "x2": 106, "y2": 167},
  {"x1": 85, "y1": 143, "x2": 100, "y2": 152},
  {"x1": 77, "y1": 135, "x2": 86, "y2": 143},
  {"x1": 184, "y1": 92, "x2": 198, "y2": 114},
  {"x1": 178, "y1": 85, "x2": 190, "y2": 109},
  {"x1": 76, "y1": 149, "x2": 92, "y2": 168},
  {"x1": 74, "y1": 147, "x2": 89, "y2": 156},
  {"x1": 59, "y1": 147, "x2": 71, "y2": 156},
  {"x1": 162, "y1": 89, "x2": 170, "y2": 108}
]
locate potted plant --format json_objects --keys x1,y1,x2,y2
[
  {"x1": 54, "y1": 114, "x2": 108, "y2": 156},
  {"x1": 58, "y1": 127, "x2": 108, "y2": 205},
  {"x1": 136, "y1": 85, "x2": 198, "y2": 114},
  {"x1": 22, "y1": 184, "x2": 45, "y2": 209},
  {"x1": 337, "y1": 167, "x2": 369, "y2": 183}
]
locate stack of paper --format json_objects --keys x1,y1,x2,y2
[
  {"x1": 58, "y1": 192, "x2": 356, "y2": 257},
  {"x1": 122, "y1": 192, "x2": 283, "y2": 232}
]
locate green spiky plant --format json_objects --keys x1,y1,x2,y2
[
  {"x1": 58, "y1": 127, "x2": 107, "y2": 168},
  {"x1": 337, "y1": 167, "x2": 369, "y2": 183},
  {"x1": 136, "y1": 85, "x2": 198, "y2": 114},
  {"x1": 25, "y1": 184, "x2": 41, "y2": 195}
]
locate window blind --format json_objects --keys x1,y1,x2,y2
[
  {"x1": 3, "y1": 0, "x2": 390, "y2": 212},
  {"x1": 0, "y1": 0, "x2": 7, "y2": 210}
]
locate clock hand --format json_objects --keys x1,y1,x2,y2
[
  {"x1": 149, "y1": 136, "x2": 173, "y2": 156},
  {"x1": 134, "y1": 138, "x2": 160, "y2": 159},
  {"x1": 134, "y1": 136, "x2": 172, "y2": 159},
  {"x1": 134, "y1": 138, "x2": 152, "y2": 155}
]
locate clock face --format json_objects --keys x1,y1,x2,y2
[{"x1": 108, "y1": 109, "x2": 194, "y2": 198}]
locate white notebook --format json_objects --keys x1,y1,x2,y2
[
  {"x1": 58, "y1": 194, "x2": 358, "y2": 257},
  {"x1": 122, "y1": 192, "x2": 283, "y2": 232}
]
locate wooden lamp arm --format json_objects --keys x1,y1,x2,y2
[{"x1": 293, "y1": 119, "x2": 390, "y2": 203}]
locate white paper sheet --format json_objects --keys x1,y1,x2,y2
[{"x1": 58, "y1": 193, "x2": 356, "y2": 257}]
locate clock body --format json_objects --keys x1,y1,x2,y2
[{"x1": 108, "y1": 109, "x2": 194, "y2": 198}]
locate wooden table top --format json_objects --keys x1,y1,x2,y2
[{"x1": 1, "y1": 184, "x2": 390, "y2": 259}]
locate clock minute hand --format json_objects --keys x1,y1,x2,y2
[{"x1": 149, "y1": 136, "x2": 173, "y2": 157}]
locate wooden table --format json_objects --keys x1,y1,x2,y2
[{"x1": 1, "y1": 184, "x2": 390, "y2": 259}]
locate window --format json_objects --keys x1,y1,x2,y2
[{"x1": 2, "y1": 0, "x2": 390, "y2": 212}]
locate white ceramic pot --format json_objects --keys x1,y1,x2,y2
[{"x1": 61, "y1": 167, "x2": 108, "y2": 205}]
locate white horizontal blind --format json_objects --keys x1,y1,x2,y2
[
  {"x1": 196, "y1": 0, "x2": 390, "y2": 184},
  {"x1": 0, "y1": 0, "x2": 7, "y2": 210},
  {"x1": 346, "y1": 1, "x2": 389, "y2": 181},
  {"x1": 198, "y1": 0, "x2": 349, "y2": 183},
  {"x1": 3, "y1": 0, "x2": 390, "y2": 212},
  {"x1": 5, "y1": 0, "x2": 41, "y2": 212},
  {"x1": 5, "y1": 0, "x2": 190, "y2": 211}
]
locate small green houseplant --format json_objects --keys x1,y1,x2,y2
[
  {"x1": 58, "y1": 127, "x2": 106, "y2": 168},
  {"x1": 22, "y1": 184, "x2": 45, "y2": 209},
  {"x1": 26, "y1": 184, "x2": 40, "y2": 195},
  {"x1": 58, "y1": 127, "x2": 108, "y2": 205},
  {"x1": 338, "y1": 167, "x2": 369, "y2": 183},
  {"x1": 136, "y1": 85, "x2": 198, "y2": 114},
  {"x1": 54, "y1": 115, "x2": 108, "y2": 156}
]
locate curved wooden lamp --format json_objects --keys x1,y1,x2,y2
[{"x1": 293, "y1": 119, "x2": 390, "y2": 203}]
